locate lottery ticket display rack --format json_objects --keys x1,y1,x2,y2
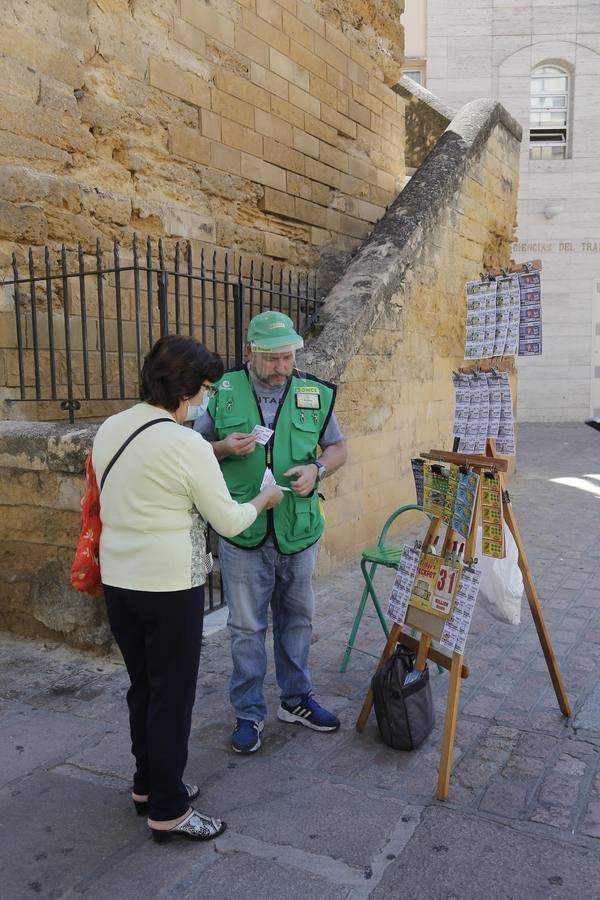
[{"x1": 356, "y1": 439, "x2": 571, "y2": 801}]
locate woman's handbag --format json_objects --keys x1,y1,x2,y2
[
  {"x1": 70, "y1": 451, "x2": 103, "y2": 595},
  {"x1": 371, "y1": 644, "x2": 435, "y2": 750},
  {"x1": 70, "y1": 418, "x2": 173, "y2": 596}
]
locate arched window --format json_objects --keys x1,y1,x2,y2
[{"x1": 529, "y1": 64, "x2": 570, "y2": 160}]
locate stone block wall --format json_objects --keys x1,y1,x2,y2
[
  {"x1": 0, "y1": 422, "x2": 111, "y2": 650},
  {"x1": 394, "y1": 75, "x2": 455, "y2": 171},
  {"x1": 0, "y1": 95, "x2": 521, "y2": 650},
  {"x1": 303, "y1": 98, "x2": 522, "y2": 567},
  {"x1": 0, "y1": 0, "x2": 405, "y2": 419},
  {"x1": 0, "y1": 0, "x2": 405, "y2": 273}
]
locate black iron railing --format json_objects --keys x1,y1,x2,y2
[
  {"x1": 4, "y1": 236, "x2": 323, "y2": 614},
  {"x1": 5, "y1": 236, "x2": 322, "y2": 422}
]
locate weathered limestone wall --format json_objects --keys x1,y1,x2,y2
[
  {"x1": 0, "y1": 421, "x2": 111, "y2": 650},
  {"x1": 0, "y1": 0, "x2": 405, "y2": 273},
  {"x1": 0, "y1": 96, "x2": 521, "y2": 650},
  {"x1": 302, "y1": 98, "x2": 522, "y2": 567},
  {"x1": 0, "y1": 0, "x2": 406, "y2": 421},
  {"x1": 394, "y1": 75, "x2": 455, "y2": 171}
]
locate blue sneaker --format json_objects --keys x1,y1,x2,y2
[
  {"x1": 277, "y1": 694, "x2": 340, "y2": 732},
  {"x1": 231, "y1": 718, "x2": 264, "y2": 754}
]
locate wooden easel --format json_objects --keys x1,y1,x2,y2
[
  {"x1": 485, "y1": 258, "x2": 542, "y2": 277},
  {"x1": 356, "y1": 439, "x2": 571, "y2": 800}
]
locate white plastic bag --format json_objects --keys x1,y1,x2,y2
[{"x1": 475, "y1": 525, "x2": 523, "y2": 625}]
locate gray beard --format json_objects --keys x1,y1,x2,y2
[{"x1": 249, "y1": 367, "x2": 289, "y2": 389}]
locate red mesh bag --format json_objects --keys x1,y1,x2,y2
[{"x1": 70, "y1": 451, "x2": 102, "y2": 596}]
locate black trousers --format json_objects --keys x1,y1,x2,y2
[{"x1": 104, "y1": 584, "x2": 204, "y2": 821}]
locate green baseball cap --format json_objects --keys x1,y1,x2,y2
[{"x1": 247, "y1": 310, "x2": 304, "y2": 352}]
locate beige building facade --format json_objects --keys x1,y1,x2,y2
[{"x1": 403, "y1": 0, "x2": 600, "y2": 422}]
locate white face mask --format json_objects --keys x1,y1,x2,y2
[{"x1": 185, "y1": 392, "x2": 210, "y2": 422}]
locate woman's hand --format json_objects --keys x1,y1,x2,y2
[
  {"x1": 261, "y1": 484, "x2": 284, "y2": 509},
  {"x1": 251, "y1": 484, "x2": 284, "y2": 513}
]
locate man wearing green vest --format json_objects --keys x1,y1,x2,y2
[{"x1": 194, "y1": 311, "x2": 347, "y2": 753}]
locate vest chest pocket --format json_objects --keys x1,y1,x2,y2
[
  {"x1": 216, "y1": 414, "x2": 251, "y2": 438},
  {"x1": 290, "y1": 413, "x2": 321, "y2": 463}
]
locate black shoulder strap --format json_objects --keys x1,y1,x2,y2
[{"x1": 100, "y1": 417, "x2": 174, "y2": 492}]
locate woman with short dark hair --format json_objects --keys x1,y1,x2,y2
[
  {"x1": 92, "y1": 335, "x2": 282, "y2": 843},
  {"x1": 139, "y1": 334, "x2": 224, "y2": 411}
]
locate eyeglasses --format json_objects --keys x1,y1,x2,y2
[{"x1": 202, "y1": 384, "x2": 219, "y2": 398}]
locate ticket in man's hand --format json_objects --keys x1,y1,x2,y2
[{"x1": 251, "y1": 424, "x2": 274, "y2": 445}]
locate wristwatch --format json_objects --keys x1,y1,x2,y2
[{"x1": 311, "y1": 459, "x2": 327, "y2": 481}]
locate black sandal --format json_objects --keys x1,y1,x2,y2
[
  {"x1": 133, "y1": 783, "x2": 199, "y2": 815},
  {"x1": 150, "y1": 809, "x2": 227, "y2": 843}
]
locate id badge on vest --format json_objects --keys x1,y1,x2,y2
[{"x1": 295, "y1": 387, "x2": 321, "y2": 410}]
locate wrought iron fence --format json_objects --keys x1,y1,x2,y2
[
  {"x1": 5, "y1": 235, "x2": 322, "y2": 422},
  {"x1": 4, "y1": 236, "x2": 322, "y2": 613}
]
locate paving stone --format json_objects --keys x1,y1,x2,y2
[
  {"x1": 479, "y1": 772, "x2": 533, "y2": 818},
  {"x1": 524, "y1": 709, "x2": 573, "y2": 736},
  {"x1": 574, "y1": 683, "x2": 600, "y2": 731},
  {"x1": 449, "y1": 725, "x2": 521, "y2": 805},
  {"x1": 479, "y1": 749, "x2": 548, "y2": 817},
  {"x1": 64, "y1": 833, "x2": 220, "y2": 900},
  {"x1": 0, "y1": 702, "x2": 107, "y2": 787},
  {"x1": 269, "y1": 717, "x2": 376, "y2": 774},
  {"x1": 481, "y1": 669, "x2": 519, "y2": 696},
  {"x1": 328, "y1": 725, "x2": 450, "y2": 797},
  {"x1": 370, "y1": 808, "x2": 600, "y2": 900},
  {"x1": 515, "y1": 730, "x2": 559, "y2": 761},
  {"x1": 175, "y1": 851, "x2": 354, "y2": 900},
  {"x1": 202, "y1": 767, "x2": 408, "y2": 868},
  {"x1": 580, "y1": 773, "x2": 600, "y2": 839},
  {"x1": 529, "y1": 748, "x2": 596, "y2": 830},
  {"x1": 0, "y1": 770, "x2": 135, "y2": 899},
  {"x1": 1, "y1": 423, "x2": 600, "y2": 897},
  {"x1": 462, "y1": 690, "x2": 505, "y2": 718},
  {"x1": 64, "y1": 730, "x2": 235, "y2": 803},
  {"x1": 65, "y1": 729, "x2": 132, "y2": 783},
  {"x1": 5, "y1": 656, "x2": 129, "y2": 725},
  {"x1": 502, "y1": 673, "x2": 553, "y2": 712}
]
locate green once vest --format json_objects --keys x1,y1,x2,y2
[{"x1": 209, "y1": 367, "x2": 336, "y2": 554}]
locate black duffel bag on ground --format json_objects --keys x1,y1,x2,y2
[{"x1": 371, "y1": 643, "x2": 435, "y2": 750}]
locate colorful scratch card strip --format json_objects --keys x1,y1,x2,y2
[{"x1": 387, "y1": 545, "x2": 420, "y2": 625}]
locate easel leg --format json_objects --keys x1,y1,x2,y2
[
  {"x1": 415, "y1": 635, "x2": 431, "y2": 671},
  {"x1": 486, "y1": 438, "x2": 571, "y2": 718},
  {"x1": 437, "y1": 652, "x2": 463, "y2": 801},
  {"x1": 503, "y1": 502, "x2": 572, "y2": 717}
]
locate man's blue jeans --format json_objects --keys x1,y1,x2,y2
[{"x1": 218, "y1": 538, "x2": 318, "y2": 722}]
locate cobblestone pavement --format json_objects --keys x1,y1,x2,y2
[{"x1": 1, "y1": 424, "x2": 600, "y2": 899}]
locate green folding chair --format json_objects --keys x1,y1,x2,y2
[{"x1": 340, "y1": 504, "x2": 431, "y2": 672}]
